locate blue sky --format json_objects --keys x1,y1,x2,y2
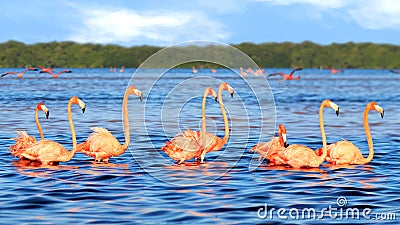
[{"x1": 1, "y1": 0, "x2": 400, "y2": 46}]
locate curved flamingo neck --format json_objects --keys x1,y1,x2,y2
[
  {"x1": 317, "y1": 102, "x2": 328, "y2": 165},
  {"x1": 122, "y1": 91, "x2": 131, "y2": 150},
  {"x1": 201, "y1": 89, "x2": 208, "y2": 147},
  {"x1": 362, "y1": 105, "x2": 374, "y2": 164},
  {"x1": 218, "y1": 85, "x2": 229, "y2": 144},
  {"x1": 35, "y1": 107, "x2": 44, "y2": 140},
  {"x1": 66, "y1": 98, "x2": 77, "y2": 161}
]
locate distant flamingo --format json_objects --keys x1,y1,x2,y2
[
  {"x1": 239, "y1": 67, "x2": 247, "y2": 76},
  {"x1": 38, "y1": 66, "x2": 54, "y2": 74},
  {"x1": 315, "y1": 102, "x2": 384, "y2": 165},
  {"x1": 268, "y1": 67, "x2": 302, "y2": 81},
  {"x1": 119, "y1": 66, "x2": 125, "y2": 73},
  {"x1": 254, "y1": 68, "x2": 266, "y2": 76},
  {"x1": 77, "y1": 86, "x2": 142, "y2": 162},
  {"x1": 48, "y1": 70, "x2": 72, "y2": 78},
  {"x1": 277, "y1": 100, "x2": 339, "y2": 168},
  {"x1": 250, "y1": 124, "x2": 289, "y2": 165},
  {"x1": 192, "y1": 66, "x2": 198, "y2": 74},
  {"x1": 327, "y1": 66, "x2": 344, "y2": 74},
  {"x1": 211, "y1": 68, "x2": 217, "y2": 73},
  {"x1": 161, "y1": 87, "x2": 218, "y2": 163},
  {"x1": 182, "y1": 82, "x2": 234, "y2": 162},
  {"x1": 20, "y1": 96, "x2": 86, "y2": 165},
  {"x1": 1, "y1": 68, "x2": 38, "y2": 78},
  {"x1": 9, "y1": 102, "x2": 49, "y2": 159},
  {"x1": 246, "y1": 67, "x2": 254, "y2": 74}
]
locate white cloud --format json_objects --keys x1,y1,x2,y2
[
  {"x1": 68, "y1": 7, "x2": 229, "y2": 45},
  {"x1": 255, "y1": 0, "x2": 346, "y2": 9},
  {"x1": 348, "y1": 0, "x2": 400, "y2": 29},
  {"x1": 256, "y1": 0, "x2": 400, "y2": 30}
]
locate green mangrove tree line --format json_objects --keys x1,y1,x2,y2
[{"x1": 0, "y1": 40, "x2": 399, "y2": 68}]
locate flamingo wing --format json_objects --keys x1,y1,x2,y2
[
  {"x1": 81, "y1": 127, "x2": 121, "y2": 153},
  {"x1": 21, "y1": 140, "x2": 66, "y2": 163},
  {"x1": 57, "y1": 70, "x2": 72, "y2": 74},
  {"x1": 1, "y1": 72, "x2": 17, "y2": 77},
  {"x1": 267, "y1": 72, "x2": 285, "y2": 77},
  {"x1": 78, "y1": 127, "x2": 122, "y2": 161},
  {"x1": 9, "y1": 131, "x2": 36, "y2": 157},
  {"x1": 161, "y1": 133, "x2": 203, "y2": 162},
  {"x1": 289, "y1": 67, "x2": 302, "y2": 77}
]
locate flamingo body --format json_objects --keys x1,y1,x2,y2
[
  {"x1": 161, "y1": 133, "x2": 204, "y2": 163},
  {"x1": 20, "y1": 140, "x2": 71, "y2": 165},
  {"x1": 77, "y1": 127, "x2": 125, "y2": 162},
  {"x1": 279, "y1": 144, "x2": 323, "y2": 168}
]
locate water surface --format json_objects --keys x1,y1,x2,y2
[{"x1": 0, "y1": 68, "x2": 398, "y2": 224}]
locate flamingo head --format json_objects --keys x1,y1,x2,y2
[
  {"x1": 323, "y1": 100, "x2": 339, "y2": 116},
  {"x1": 278, "y1": 124, "x2": 288, "y2": 148},
  {"x1": 127, "y1": 86, "x2": 142, "y2": 102},
  {"x1": 37, "y1": 102, "x2": 49, "y2": 119},
  {"x1": 71, "y1": 96, "x2": 86, "y2": 113},
  {"x1": 205, "y1": 87, "x2": 218, "y2": 102},
  {"x1": 221, "y1": 82, "x2": 234, "y2": 97},
  {"x1": 369, "y1": 102, "x2": 384, "y2": 118}
]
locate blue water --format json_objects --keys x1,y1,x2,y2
[{"x1": 0, "y1": 68, "x2": 399, "y2": 224}]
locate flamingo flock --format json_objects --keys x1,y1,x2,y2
[
  {"x1": 0, "y1": 66, "x2": 72, "y2": 79},
  {"x1": 7, "y1": 67, "x2": 384, "y2": 169}
]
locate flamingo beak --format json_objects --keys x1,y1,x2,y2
[
  {"x1": 282, "y1": 133, "x2": 288, "y2": 148},
  {"x1": 40, "y1": 105, "x2": 49, "y2": 119},
  {"x1": 215, "y1": 97, "x2": 218, "y2": 102},
  {"x1": 336, "y1": 107, "x2": 340, "y2": 116},
  {"x1": 139, "y1": 95, "x2": 143, "y2": 102},
  {"x1": 77, "y1": 98, "x2": 86, "y2": 113},
  {"x1": 374, "y1": 105, "x2": 384, "y2": 118}
]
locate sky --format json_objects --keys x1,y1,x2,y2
[{"x1": 1, "y1": 0, "x2": 400, "y2": 47}]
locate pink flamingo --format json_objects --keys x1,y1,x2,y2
[
  {"x1": 239, "y1": 67, "x2": 247, "y2": 76},
  {"x1": 20, "y1": 96, "x2": 86, "y2": 165},
  {"x1": 211, "y1": 68, "x2": 217, "y2": 73},
  {"x1": 119, "y1": 66, "x2": 125, "y2": 73},
  {"x1": 250, "y1": 124, "x2": 289, "y2": 165},
  {"x1": 161, "y1": 87, "x2": 218, "y2": 163},
  {"x1": 181, "y1": 82, "x2": 234, "y2": 162},
  {"x1": 268, "y1": 67, "x2": 302, "y2": 81},
  {"x1": 38, "y1": 65, "x2": 54, "y2": 74},
  {"x1": 48, "y1": 70, "x2": 72, "y2": 78},
  {"x1": 77, "y1": 86, "x2": 142, "y2": 162},
  {"x1": 277, "y1": 100, "x2": 339, "y2": 168},
  {"x1": 1, "y1": 68, "x2": 38, "y2": 78},
  {"x1": 327, "y1": 66, "x2": 344, "y2": 74},
  {"x1": 315, "y1": 102, "x2": 384, "y2": 165},
  {"x1": 9, "y1": 102, "x2": 49, "y2": 159},
  {"x1": 192, "y1": 66, "x2": 198, "y2": 74}
]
